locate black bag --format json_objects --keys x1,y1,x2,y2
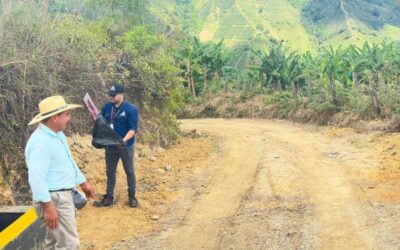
[{"x1": 92, "y1": 115, "x2": 126, "y2": 149}]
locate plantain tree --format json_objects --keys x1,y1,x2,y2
[
  {"x1": 358, "y1": 42, "x2": 387, "y2": 115},
  {"x1": 301, "y1": 51, "x2": 324, "y2": 102},
  {"x1": 342, "y1": 45, "x2": 368, "y2": 88},
  {"x1": 258, "y1": 39, "x2": 289, "y2": 91},
  {"x1": 176, "y1": 37, "x2": 204, "y2": 97},
  {"x1": 320, "y1": 46, "x2": 345, "y2": 106}
]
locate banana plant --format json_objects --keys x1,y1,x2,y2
[
  {"x1": 320, "y1": 46, "x2": 345, "y2": 106},
  {"x1": 258, "y1": 39, "x2": 288, "y2": 91},
  {"x1": 176, "y1": 37, "x2": 204, "y2": 97},
  {"x1": 300, "y1": 51, "x2": 324, "y2": 102},
  {"x1": 342, "y1": 45, "x2": 368, "y2": 87},
  {"x1": 358, "y1": 42, "x2": 387, "y2": 115}
]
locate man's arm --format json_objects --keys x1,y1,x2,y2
[
  {"x1": 124, "y1": 106, "x2": 138, "y2": 142},
  {"x1": 26, "y1": 143, "x2": 51, "y2": 203},
  {"x1": 101, "y1": 103, "x2": 107, "y2": 118},
  {"x1": 65, "y1": 135, "x2": 95, "y2": 199},
  {"x1": 123, "y1": 130, "x2": 136, "y2": 142},
  {"x1": 73, "y1": 166, "x2": 95, "y2": 199},
  {"x1": 80, "y1": 182, "x2": 95, "y2": 199},
  {"x1": 40, "y1": 201, "x2": 58, "y2": 229},
  {"x1": 26, "y1": 143, "x2": 58, "y2": 229}
]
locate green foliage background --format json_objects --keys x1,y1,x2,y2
[{"x1": 0, "y1": 0, "x2": 183, "y2": 204}]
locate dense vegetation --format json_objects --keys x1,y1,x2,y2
[
  {"x1": 0, "y1": 0, "x2": 183, "y2": 204},
  {"x1": 180, "y1": 38, "x2": 400, "y2": 122}
]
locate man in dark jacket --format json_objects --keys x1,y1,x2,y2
[{"x1": 94, "y1": 83, "x2": 139, "y2": 208}]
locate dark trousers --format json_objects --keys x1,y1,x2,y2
[{"x1": 105, "y1": 145, "x2": 136, "y2": 197}]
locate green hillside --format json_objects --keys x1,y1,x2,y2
[
  {"x1": 150, "y1": 0, "x2": 400, "y2": 51},
  {"x1": 195, "y1": 0, "x2": 314, "y2": 51},
  {"x1": 302, "y1": 0, "x2": 400, "y2": 48}
]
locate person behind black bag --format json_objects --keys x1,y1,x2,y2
[{"x1": 94, "y1": 83, "x2": 139, "y2": 208}]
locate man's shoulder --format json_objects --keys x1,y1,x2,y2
[
  {"x1": 25, "y1": 128, "x2": 50, "y2": 153},
  {"x1": 102, "y1": 102, "x2": 113, "y2": 112},
  {"x1": 27, "y1": 127, "x2": 46, "y2": 142},
  {"x1": 124, "y1": 101, "x2": 138, "y2": 112},
  {"x1": 102, "y1": 102, "x2": 112, "y2": 108}
]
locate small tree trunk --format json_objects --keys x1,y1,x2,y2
[
  {"x1": 203, "y1": 74, "x2": 207, "y2": 93},
  {"x1": 378, "y1": 71, "x2": 385, "y2": 86},
  {"x1": 328, "y1": 75, "x2": 337, "y2": 106},
  {"x1": 352, "y1": 71, "x2": 359, "y2": 87},
  {"x1": 291, "y1": 81, "x2": 297, "y2": 97},
  {"x1": 306, "y1": 77, "x2": 313, "y2": 103},
  {"x1": 224, "y1": 80, "x2": 228, "y2": 93},
  {"x1": 370, "y1": 92, "x2": 380, "y2": 116},
  {"x1": 190, "y1": 78, "x2": 196, "y2": 97},
  {"x1": 276, "y1": 79, "x2": 282, "y2": 91},
  {"x1": 368, "y1": 77, "x2": 380, "y2": 116},
  {"x1": 318, "y1": 75, "x2": 323, "y2": 94},
  {"x1": 237, "y1": 74, "x2": 242, "y2": 91},
  {"x1": 262, "y1": 72, "x2": 267, "y2": 90},
  {"x1": 185, "y1": 73, "x2": 191, "y2": 93}
]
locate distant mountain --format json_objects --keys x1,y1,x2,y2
[
  {"x1": 302, "y1": 0, "x2": 400, "y2": 48},
  {"x1": 150, "y1": 0, "x2": 400, "y2": 51}
]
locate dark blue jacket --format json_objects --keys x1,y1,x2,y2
[{"x1": 101, "y1": 101, "x2": 139, "y2": 146}]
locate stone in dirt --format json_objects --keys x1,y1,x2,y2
[
  {"x1": 151, "y1": 215, "x2": 160, "y2": 220},
  {"x1": 156, "y1": 169, "x2": 166, "y2": 175},
  {"x1": 165, "y1": 165, "x2": 172, "y2": 172}
]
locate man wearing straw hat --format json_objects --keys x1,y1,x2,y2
[{"x1": 25, "y1": 95, "x2": 95, "y2": 249}]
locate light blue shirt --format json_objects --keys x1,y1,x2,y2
[{"x1": 25, "y1": 123, "x2": 86, "y2": 202}]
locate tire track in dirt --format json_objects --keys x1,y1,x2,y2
[
  {"x1": 112, "y1": 119, "x2": 399, "y2": 250},
  {"x1": 161, "y1": 121, "x2": 267, "y2": 249}
]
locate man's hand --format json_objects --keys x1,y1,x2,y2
[
  {"x1": 80, "y1": 181, "x2": 95, "y2": 199},
  {"x1": 123, "y1": 130, "x2": 136, "y2": 142},
  {"x1": 117, "y1": 140, "x2": 127, "y2": 149},
  {"x1": 41, "y1": 202, "x2": 58, "y2": 229}
]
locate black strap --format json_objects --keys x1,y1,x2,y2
[
  {"x1": 49, "y1": 188, "x2": 73, "y2": 193},
  {"x1": 41, "y1": 105, "x2": 68, "y2": 116},
  {"x1": 111, "y1": 101, "x2": 125, "y2": 124}
]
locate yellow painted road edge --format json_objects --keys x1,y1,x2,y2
[{"x1": 0, "y1": 207, "x2": 37, "y2": 249}]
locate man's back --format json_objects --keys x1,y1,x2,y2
[{"x1": 25, "y1": 124, "x2": 85, "y2": 202}]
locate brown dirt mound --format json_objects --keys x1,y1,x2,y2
[{"x1": 68, "y1": 134, "x2": 214, "y2": 250}]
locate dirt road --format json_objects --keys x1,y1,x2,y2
[{"x1": 96, "y1": 119, "x2": 400, "y2": 249}]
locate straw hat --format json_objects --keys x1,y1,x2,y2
[{"x1": 28, "y1": 96, "x2": 82, "y2": 125}]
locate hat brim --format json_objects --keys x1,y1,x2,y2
[
  {"x1": 28, "y1": 104, "x2": 82, "y2": 126},
  {"x1": 108, "y1": 90, "x2": 124, "y2": 96}
]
